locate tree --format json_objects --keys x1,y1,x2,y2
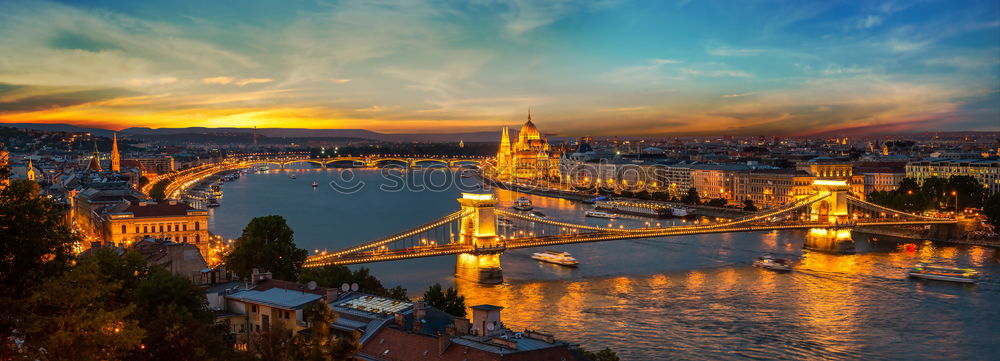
[
  {"x1": 131, "y1": 267, "x2": 233, "y2": 361},
  {"x1": 578, "y1": 347, "x2": 621, "y2": 361},
  {"x1": 224, "y1": 215, "x2": 308, "y2": 280},
  {"x1": 148, "y1": 179, "x2": 171, "y2": 201},
  {"x1": 983, "y1": 193, "x2": 1000, "y2": 229},
  {"x1": 948, "y1": 175, "x2": 984, "y2": 209},
  {"x1": 423, "y1": 283, "x2": 466, "y2": 318},
  {"x1": 681, "y1": 187, "x2": 700, "y2": 205},
  {"x1": 743, "y1": 199, "x2": 758, "y2": 212},
  {"x1": 0, "y1": 179, "x2": 77, "y2": 339},
  {"x1": 14, "y1": 259, "x2": 144, "y2": 361},
  {"x1": 706, "y1": 198, "x2": 727, "y2": 207},
  {"x1": 293, "y1": 302, "x2": 360, "y2": 361},
  {"x1": 299, "y1": 265, "x2": 409, "y2": 300}
]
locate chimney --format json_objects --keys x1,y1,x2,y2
[
  {"x1": 325, "y1": 288, "x2": 340, "y2": 301},
  {"x1": 453, "y1": 318, "x2": 470, "y2": 336},
  {"x1": 413, "y1": 301, "x2": 426, "y2": 333},
  {"x1": 393, "y1": 312, "x2": 405, "y2": 328}
]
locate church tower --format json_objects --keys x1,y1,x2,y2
[
  {"x1": 26, "y1": 158, "x2": 35, "y2": 182},
  {"x1": 111, "y1": 132, "x2": 121, "y2": 172}
]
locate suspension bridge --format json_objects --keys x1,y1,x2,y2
[{"x1": 303, "y1": 180, "x2": 958, "y2": 284}]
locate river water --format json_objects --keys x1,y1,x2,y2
[{"x1": 208, "y1": 166, "x2": 1000, "y2": 361}]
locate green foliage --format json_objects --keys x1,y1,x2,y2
[
  {"x1": 300, "y1": 265, "x2": 410, "y2": 301},
  {"x1": 224, "y1": 215, "x2": 308, "y2": 281},
  {"x1": 743, "y1": 199, "x2": 758, "y2": 212},
  {"x1": 148, "y1": 178, "x2": 171, "y2": 200},
  {"x1": 423, "y1": 283, "x2": 466, "y2": 318},
  {"x1": 681, "y1": 187, "x2": 700, "y2": 205},
  {"x1": 15, "y1": 258, "x2": 144, "y2": 361},
  {"x1": 867, "y1": 176, "x2": 985, "y2": 213},
  {"x1": 578, "y1": 347, "x2": 621, "y2": 361},
  {"x1": 292, "y1": 302, "x2": 361, "y2": 361},
  {"x1": 706, "y1": 198, "x2": 727, "y2": 207},
  {"x1": 0, "y1": 179, "x2": 78, "y2": 340},
  {"x1": 983, "y1": 193, "x2": 1000, "y2": 229},
  {"x1": 138, "y1": 176, "x2": 151, "y2": 189}
]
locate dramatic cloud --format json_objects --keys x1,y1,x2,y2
[{"x1": 0, "y1": 0, "x2": 996, "y2": 134}]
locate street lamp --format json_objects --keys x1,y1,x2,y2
[{"x1": 951, "y1": 190, "x2": 958, "y2": 214}]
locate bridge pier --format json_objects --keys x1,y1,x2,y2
[
  {"x1": 804, "y1": 227, "x2": 855, "y2": 253},
  {"x1": 455, "y1": 193, "x2": 504, "y2": 284}
]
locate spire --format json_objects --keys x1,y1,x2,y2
[
  {"x1": 110, "y1": 132, "x2": 120, "y2": 172},
  {"x1": 527, "y1": 108, "x2": 531, "y2": 122},
  {"x1": 26, "y1": 158, "x2": 35, "y2": 181}
]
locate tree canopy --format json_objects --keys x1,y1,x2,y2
[
  {"x1": 423, "y1": 283, "x2": 466, "y2": 318},
  {"x1": 224, "y1": 215, "x2": 308, "y2": 281}
]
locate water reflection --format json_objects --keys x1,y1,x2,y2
[{"x1": 212, "y1": 167, "x2": 1000, "y2": 360}]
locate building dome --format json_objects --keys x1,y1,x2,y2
[{"x1": 519, "y1": 119, "x2": 541, "y2": 140}]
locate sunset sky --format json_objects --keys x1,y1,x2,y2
[{"x1": 0, "y1": 0, "x2": 997, "y2": 136}]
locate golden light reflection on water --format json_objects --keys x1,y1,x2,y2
[{"x1": 795, "y1": 251, "x2": 862, "y2": 353}]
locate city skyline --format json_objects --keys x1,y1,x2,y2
[{"x1": 0, "y1": 0, "x2": 998, "y2": 136}]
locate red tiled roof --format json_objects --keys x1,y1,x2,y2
[
  {"x1": 360, "y1": 327, "x2": 577, "y2": 361},
  {"x1": 122, "y1": 202, "x2": 196, "y2": 217}
]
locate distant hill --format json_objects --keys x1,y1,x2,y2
[
  {"x1": 0, "y1": 123, "x2": 115, "y2": 137},
  {"x1": 121, "y1": 127, "x2": 502, "y2": 142},
  {"x1": 0, "y1": 123, "x2": 504, "y2": 142}
]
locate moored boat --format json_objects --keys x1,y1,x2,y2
[
  {"x1": 671, "y1": 207, "x2": 694, "y2": 217},
  {"x1": 531, "y1": 250, "x2": 578, "y2": 267},
  {"x1": 582, "y1": 196, "x2": 608, "y2": 204},
  {"x1": 513, "y1": 197, "x2": 533, "y2": 211},
  {"x1": 291, "y1": 174, "x2": 296, "y2": 179},
  {"x1": 907, "y1": 264, "x2": 978, "y2": 283},
  {"x1": 311, "y1": 181, "x2": 319, "y2": 188},
  {"x1": 753, "y1": 255, "x2": 792, "y2": 271},
  {"x1": 530, "y1": 211, "x2": 547, "y2": 219},
  {"x1": 585, "y1": 210, "x2": 617, "y2": 219}
]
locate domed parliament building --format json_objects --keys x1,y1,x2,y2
[{"x1": 494, "y1": 112, "x2": 561, "y2": 181}]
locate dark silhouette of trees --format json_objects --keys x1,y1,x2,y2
[
  {"x1": 423, "y1": 283, "x2": 466, "y2": 317},
  {"x1": 224, "y1": 215, "x2": 308, "y2": 281}
]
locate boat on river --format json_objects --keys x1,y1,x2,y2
[
  {"x1": 907, "y1": 264, "x2": 978, "y2": 283},
  {"x1": 530, "y1": 211, "x2": 547, "y2": 219},
  {"x1": 290, "y1": 174, "x2": 296, "y2": 179},
  {"x1": 513, "y1": 197, "x2": 533, "y2": 211},
  {"x1": 585, "y1": 210, "x2": 617, "y2": 219},
  {"x1": 311, "y1": 181, "x2": 319, "y2": 188},
  {"x1": 531, "y1": 250, "x2": 578, "y2": 267},
  {"x1": 753, "y1": 255, "x2": 792, "y2": 271}
]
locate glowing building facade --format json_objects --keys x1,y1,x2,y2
[{"x1": 495, "y1": 112, "x2": 560, "y2": 181}]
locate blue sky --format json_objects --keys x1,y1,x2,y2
[{"x1": 0, "y1": 0, "x2": 997, "y2": 135}]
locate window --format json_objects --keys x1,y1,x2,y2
[
  {"x1": 159, "y1": 225, "x2": 163, "y2": 233},
  {"x1": 195, "y1": 222, "x2": 200, "y2": 230},
  {"x1": 183, "y1": 236, "x2": 187, "y2": 242},
  {"x1": 135, "y1": 226, "x2": 139, "y2": 233},
  {"x1": 183, "y1": 224, "x2": 187, "y2": 231},
  {"x1": 167, "y1": 225, "x2": 171, "y2": 232},
  {"x1": 195, "y1": 235, "x2": 200, "y2": 243},
  {"x1": 121, "y1": 225, "x2": 127, "y2": 234},
  {"x1": 252, "y1": 305, "x2": 257, "y2": 313}
]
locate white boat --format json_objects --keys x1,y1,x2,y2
[
  {"x1": 531, "y1": 250, "x2": 578, "y2": 267},
  {"x1": 671, "y1": 207, "x2": 693, "y2": 217},
  {"x1": 585, "y1": 210, "x2": 617, "y2": 219},
  {"x1": 753, "y1": 255, "x2": 792, "y2": 271},
  {"x1": 311, "y1": 181, "x2": 319, "y2": 188},
  {"x1": 907, "y1": 264, "x2": 978, "y2": 283},
  {"x1": 530, "y1": 211, "x2": 547, "y2": 219},
  {"x1": 513, "y1": 197, "x2": 533, "y2": 211},
  {"x1": 290, "y1": 174, "x2": 296, "y2": 179}
]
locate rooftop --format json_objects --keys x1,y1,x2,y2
[{"x1": 226, "y1": 288, "x2": 322, "y2": 310}]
